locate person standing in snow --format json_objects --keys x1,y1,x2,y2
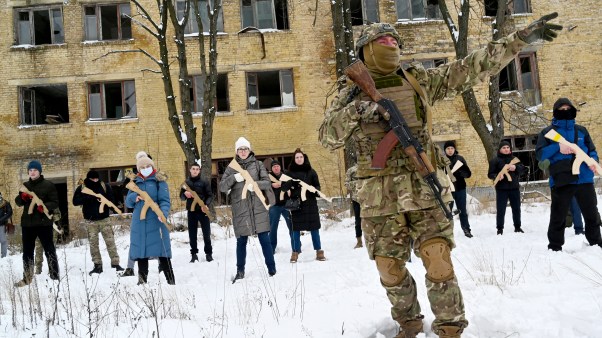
[
  {"x1": 0, "y1": 192, "x2": 13, "y2": 258},
  {"x1": 535, "y1": 98, "x2": 602, "y2": 251},
  {"x1": 268, "y1": 159, "x2": 293, "y2": 254},
  {"x1": 219, "y1": 137, "x2": 276, "y2": 281},
  {"x1": 444, "y1": 141, "x2": 473, "y2": 238}
]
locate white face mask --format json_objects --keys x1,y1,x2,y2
[{"x1": 140, "y1": 167, "x2": 154, "y2": 177}]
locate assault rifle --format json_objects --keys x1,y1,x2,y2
[
  {"x1": 81, "y1": 186, "x2": 123, "y2": 215},
  {"x1": 344, "y1": 60, "x2": 453, "y2": 220},
  {"x1": 492, "y1": 157, "x2": 521, "y2": 186},
  {"x1": 19, "y1": 186, "x2": 63, "y2": 234},
  {"x1": 181, "y1": 183, "x2": 214, "y2": 220},
  {"x1": 125, "y1": 173, "x2": 168, "y2": 226},
  {"x1": 228, "y1": 159, "x2": 269, "y2": 210},
  {"x1": 544, "y1": 129, "x2": 602, "y2": 175}
]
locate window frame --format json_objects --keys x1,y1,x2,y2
[
  {"x1": 87, "y1": 80, "x2": 137, "y2": 120},
  {"x1": 175, "y1": 0, "x2": 224, "y2": 34},
  {"x1": 350, "y1": 0, "x2": 379, "y2": 26},
  {"x1": 19, "y1": 84, "x2": 70, "y2": 126},
  {"x1": 15, "y1": 6, "x2": 65, "y2": 45},
  {"x1": 245, "y1": 69, "x2": 295, "y2": 110},
  {"x1": 240, "y1": 0, "x2": 289, "y2": 30},
  {"x1": 83, "y1": 3, "x2": 132, "y2": 41},
  {"x1": 484, "y1": 0, "x2": 532, "y2": 17},
  {"x1": 189, "y1": 73, "x2": 230, "y2": 113},
  {"x1": 396, "y1": 0, "x2": 442, "y2": 21},
  {"x1": 499, "y1": 52, "x2": 541, "y2": 107}
]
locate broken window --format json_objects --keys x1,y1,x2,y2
[
  {"x1": 402, "y1": 57, "x2": 447, "y2": 69},
  {"x1": 502, "y1": 135, "x2": 543, "y2": 181},
  {"x1": 93, "y1": 167, "x2": 133, "y2": 212},
  {"x1": 246, "y1": 69, "x2": 295, "y2": 110},
  {"x1": 176, "y1": 0, "x2": 224, "y2": 34},
  {"x1": 19, "y1": 84, "x2": 69, "y2": 125},
  {"x1": 241, "y1": 0, "x2": 289, "y2": 30},
  {"x1": 350, "y1": 0, "x2": 379, "y2": 26},
  {"x1": 84, "y1": 3, "x2": 132, "y2": 41},
  {"x1": 88, "y1": 80, "x2": 137, "y2": 120},
  {"x1": 484, "y1": 0, "x2": 531, "y2": 17},
  {"x1": 396, "y1": 0, "x2": 441, "y2": 21},
  {"x1": 189, "y1": 73, "x2": 230, "y2": 113},
  {"x1": 16, "y1": 6, "x2": 64, "y2": 45},
  {"x1": 499, "y1": 53, "x2": 541, "y2": 107}
]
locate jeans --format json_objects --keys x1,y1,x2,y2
[
  {"x1": 451, "y1": 189, "x2": 471, "y2": 231},
  {"x1": 187, "y1": 211, "x2": 212, "y2": 255},
  {"x1": 268, "y1": 205, "x2": 292, "y2": 253},
  {"x1": 495, "y1": 189, "x2": 521, "y2": 230},
  {"x1": 0, "y1": 226, "x2": 7, "y2": 257},
  {"x1": 291, "y1": 229, "x2": 321, "y2": 253},
  {"x1": 236, "y1": 232, "x2": 275, "y2": 273}
]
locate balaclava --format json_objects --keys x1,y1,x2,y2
[{"x1": 552, "y1": 98, "x2": 577, "y2": 120}]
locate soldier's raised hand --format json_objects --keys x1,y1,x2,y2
[{"x1": 518, "y1": 12, "x2": 563, "y2": 43}]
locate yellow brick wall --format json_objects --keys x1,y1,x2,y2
[{"x1": 1, "y1": 0, "x2": 601, "y2": 226}]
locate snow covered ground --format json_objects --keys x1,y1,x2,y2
[{"x1": 1, "y1": 197, "x2": 602, "y2": 338}]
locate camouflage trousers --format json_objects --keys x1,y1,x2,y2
[
  {"x1": 84, "y1": 219, "x2": 120, "y2": 265},
  {"x1": 34, "y1": 238, "x2": 44, "y2": 272},
  {"x1": 362, "y1": 205, "x2": 468, "y2": 331}
]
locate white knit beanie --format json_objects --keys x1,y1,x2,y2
[
  {"x1": 136, "y1": 151, "x2": 155, "y2": 171},
  {"x1": 235, "y1": 137, "x2": 251, "y2": 153}
]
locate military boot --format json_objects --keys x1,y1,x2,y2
[
  {"x1": 354, "y1": 237, "x2": 363, "y2": 249},
  {"x1": 120, "y1": 268, "x2": 135, "y2": 277},
  {"x1": 394, "y1": 319, "x2": 423, "y2": 338},
  {"x1": 89, "y1": 264, "x2": 103, "y2": 276},
  {"x1": 435, "y1": 325, "x2": 463, "y2": 338},
  {"x1": 112, "y1": 264, "x2": 125, "y2": 271}
]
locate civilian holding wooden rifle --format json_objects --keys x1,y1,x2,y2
[
  {"x1": 73, "y1": 170, "x2": 124, "y2": 275},
  {"x1": 488, "y1": 141, "x2": 526, "y2": 235},
  {"x1": 319, "y1": 16, "x2": 561, "y2": 337},
  {"x1": 13, "y1": 160, "x2": 60, "y2": 287},
  {"x1": 180, "y1": 163, "x2": 214, "y2": 263},
  {"x1": 536, "y1": 98, "x2": 602, "y2": 252},
  {"x1": 444, "y1": 141, "x2": 473, "y2": 238}
]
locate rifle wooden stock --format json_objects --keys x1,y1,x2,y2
[
  {"x1": 493, "y1": 158, "x2": 521, "y2": 186},
  {"x1": 544, "y1": 129, "x2": 602, "y2": 175},
  {"x1": 19, "y1": 186, "x2": 52, "y2": 219},
  {"x1": 450, "y1": 161, "x2": 463, "y2": 174},
  {"x1": 278, "y1": 173, "x2": 331, "y2": 202},
  {"x1": 182, "y1": 183, "x2": 214, "y2": 220},
  {"x1": 228, "y1": 159, "x2": 269, "y2": 210},
  {"x1": 125, "y1": 180, "x2": 167, "y2": 224},
  {"x1": 81, "y1": 186, "x2": 122, "y2": 215}
]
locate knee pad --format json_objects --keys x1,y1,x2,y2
[
  {"x1": 419, "y1": 237, "x2": 454, "y2": 283},
  {"x1": 375, "y1": 255, "x2": 407, "y2": 287}
]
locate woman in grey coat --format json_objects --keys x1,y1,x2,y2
[{"x1": 219, "y1": 137, "x2": 276, "y2": 281}]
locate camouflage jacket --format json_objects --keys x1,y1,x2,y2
[{"x1": 319, "y1": 32, "x2": 528, "y2": 217}]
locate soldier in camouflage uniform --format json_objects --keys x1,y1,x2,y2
[{"x1": 319, "y1": 14, "x2": 561, "y2": 338}]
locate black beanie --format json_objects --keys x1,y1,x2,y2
[
  {"x1": 553, "y1": 98, "x2": 577, "y2": 120},
  {"x1": 498, "y1": 140, "x2": 512, "y2": 151},
  {"x1": 271, "y1": 160, "x2": 281, "y2": 168},
  {"x1": 87, "y1": 170, "x2": 100, "y2": 179},
  {"x1": 443, "y1": 140, "x2": 456, "y2": 150}
]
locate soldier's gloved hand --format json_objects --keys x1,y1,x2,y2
[
  {"x1": 518, "y1": 12, "x2": 562, "y2": 43},
  {"x1": 20, "y1": 192, "x2": 33, "y2": 202},
  {"x1": 37, "y1": 205, "x2": 45, "y2": 214},
  {"x1": 234, "y1": 173, "x2": 244, "y2": 182}
]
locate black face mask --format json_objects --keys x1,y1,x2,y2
[{"x1": 553, "y1": 107, "x2": 577, "y2": 120}]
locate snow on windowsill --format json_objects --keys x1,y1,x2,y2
[
  {"x1": 81, "y1": 39, "x2": 135, "y2": 46},
  {"x1": 247, "y1": 106, "x2": 298, "y2": 114},
  {"x1": 11, "y1": 43, "x2": 67, "y2": 51},
  {"x1": 18, "y1": 123, "x2": 72, "y2": 130},
  {"x1": 85, "y1": 117, "x2": 138, "y2": 125}
]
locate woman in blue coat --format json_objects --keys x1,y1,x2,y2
[{"x1": 126, "y1": 152, "x2": 174, "y2": 284}]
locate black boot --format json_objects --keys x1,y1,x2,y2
[
  {"x1": 137, "y1": 259, "x2": 149, "y2": 285},
  {"x1": 206, "y1": 254, "x2": 213, "y2": 262},
  {"x1": 514, "y1": 227, "x2": 524, "y2": 233},
  {"x1": 112, "y1": 264, "x2": 125, "y2": 271},
  {"x1": 269, "y1": 269, "x2": 277, "y2": 277},
  {"x1": 463, "y1": 229, "x2": 473, "y2": 238},
  {"x1": 232, "y1": 270, "x2": 245, "y2": 283},
  {"x1": 120, "y1": 268, "x2": 135, "y2": 277},
  {"x1": 497, "y1": 228, "x2": 503, "y2": 235},
  {"x1": 89, "y1": 264, "x2": 103, "y2": 276},
  {"x1": 160, "y1": 258, "x2": 176, "y2": 285},
  {"x1": 190, "y1": 254, "x2": 199, "y2": 263}
]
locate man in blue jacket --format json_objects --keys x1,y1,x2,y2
[{"x1": 536, "y1": 98, "x2": 602, "y2": 251}]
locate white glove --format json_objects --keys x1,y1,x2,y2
[
  {"x1": 247, "y1": 183, "x2": 254, "y2": 192},
  {"x1": 234, "y1": 173, "x2": 244, "y2": 182}
]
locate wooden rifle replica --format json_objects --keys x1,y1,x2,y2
[
  {"x1": 270, "y1": 174, "x2": 331, "y2": 202},
  {"x1": 19, "y1": 186, "x2": 63, "y2": 234},
  {"x1": 344, "y1": 60, "x2": 453, "y2": 219},
  {"x1": 544, "y1": 129, "x2": 602, "y2": 175},
  {"x1": 81, "y1": 186, "x2": 122, "y2": 215},
  {"x1": 228, "y1": 159, "x2": 269, "y2": 210},
  {"x1": 182, "y1": 182, "x2": 214, "y2": 220},
  {"x1": 125, "y1": 173, "x2": 168, "y2": 225},
  {"x1": 445, "y1": 161, "x2": 463, "y2": 193},
  {"x1": 492, "y1": 157, "x2": 521, "y2": 186}
]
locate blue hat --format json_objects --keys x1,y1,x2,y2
[{"x1": 27, "y1": 160, "x2": 42, "y2": 173}]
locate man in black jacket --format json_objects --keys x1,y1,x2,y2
[
  {"x1": 180, "y1": 163, "x2": 214, "y2": 262},
  {"x1": 488, "y1": 141, "x2": 527, "y2": 235},
  {"x1": 14, "y1": 160, "x2": 60, "y2": 286},
  {"x1": 73, "y1": 170, "x2": 124, "y2": 275},
  {"x1": 444, "y1": 141, "x2": 473, "y2": 238},
  {"x1": 268, "y1": 160, "x2": 293, "y2": 254}
]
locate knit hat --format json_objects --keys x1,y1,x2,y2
[
  {"x1": 498, "y1": 140, "x2": 512, "y2": 151},
  {"x1": 271, "y1": 160, "x2": 281, "y2": 168},
  {"x1": 136, "y1": 151, "x2": 155, "y2": 171},
  {"x1": 235, "y1": 137, "x2": 252, "y2": 153},
  {"x1": 443, "y1": 140, "x2": 456, "y2": 150},
  {"x1": 86, "y1": 170, "x2": 100, "y2": 179},
  {"x1": 27, "y1": 160, "x2": 42, "y2": 173},
  {"x1": 552, "y1": 97, "x2": 577, "y2": 120}
]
